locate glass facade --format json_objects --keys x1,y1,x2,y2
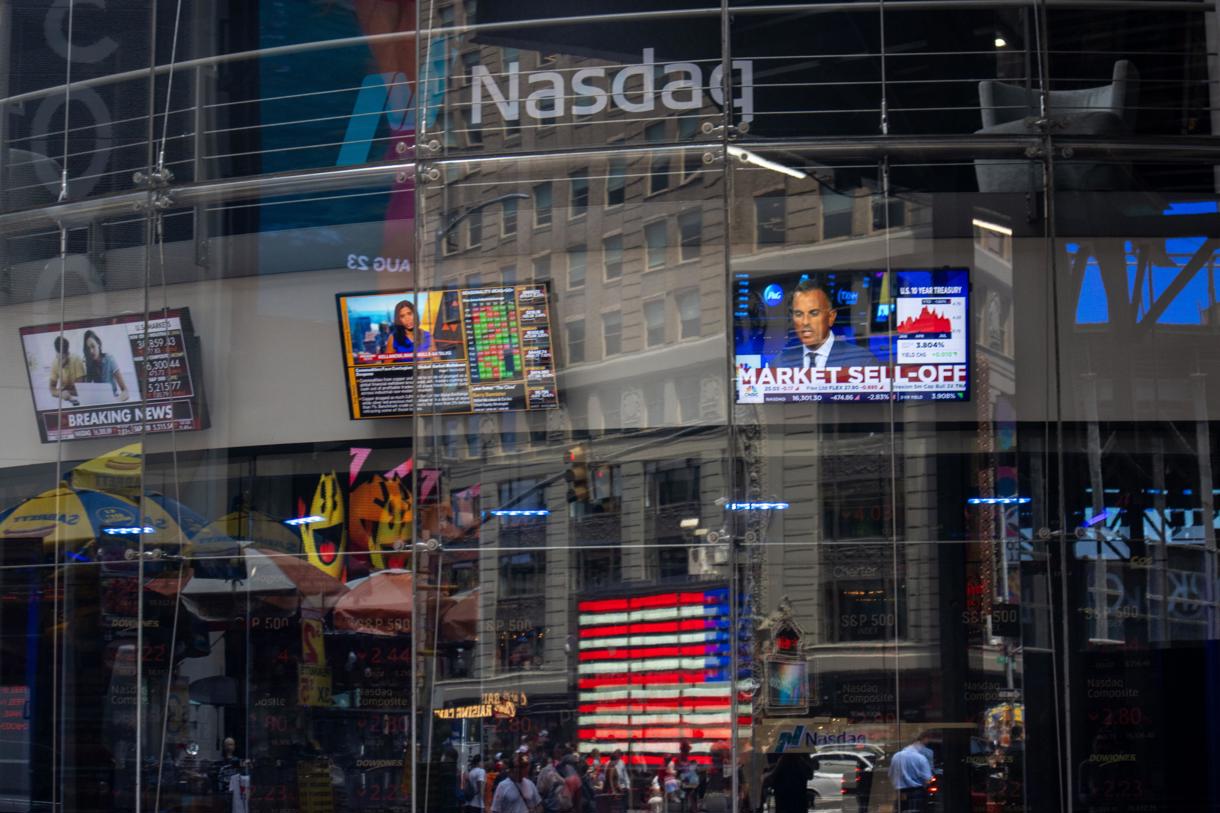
[{"x1": 0, "y1": 1, "x2": 1218, "y2": 812}]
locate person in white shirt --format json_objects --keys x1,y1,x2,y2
[
  {"x1": 466, "y1": 755, "x2": 488, "y2": 813},
  {"x1": 491, "y1": 755, "x2": 542, "y2": 813}
]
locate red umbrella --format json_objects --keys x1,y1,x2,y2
[
  {"x1": 333, "y1": 569, "x2": 415, "y2": 636},
  {"x1": 440, "y1": 587, "x2": 479, "y2": 641}
]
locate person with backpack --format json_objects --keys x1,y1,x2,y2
[
  {"x1": 537, "y1": 748, "x2": 574, "y2": 813},
  {"x1": 463, "y1": 755, "x2": 487, "y2": 813}
]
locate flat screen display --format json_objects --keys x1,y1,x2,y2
[
  {"x1": 20, "y1": 309, "x2": 208, "y2": 442},
  {"x1": 734, "y1": 268, "x2": 970, "y2": 403},
  {"x1": 336, "y1": 285, "x2": 559, "y2": 418}
]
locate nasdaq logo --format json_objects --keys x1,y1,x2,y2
[
  {"x1": 763, "y1": 284, "x2": 785, "y2": 307},
  {"x1": 470, "y1": 48, "x2": 754, "y2": 125}
]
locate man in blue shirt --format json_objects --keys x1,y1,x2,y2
[{"x1": 888, "y1": 733, "x2": 934, "y2": 813}]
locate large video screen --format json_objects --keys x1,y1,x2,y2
[
  {"x1": 336, "y1": 285, "x2": 559, "y2": 418},
  {"x1": 20, "y1": 309, "x2": 209, "y2": 442},
  {"x1": 734, "y1": 269, "x2": 970, "y2": 403}
]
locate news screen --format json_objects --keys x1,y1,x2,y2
[
  {"x1": 336, "y1": 285, "x2": 559, "y2": 418},
  {"x1": 20, "y1": 309, "x2": 209, "y2": 442},
  {"x1": 734, "y1": 268, "x2": 970, "y2": 403}
]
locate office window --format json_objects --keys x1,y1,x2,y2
[
  {"x1": 644, "y1": 299, "x2": 665, "y2": 347},
  {"x1": 679, "y1": 115, "x2": 702, "y2": 179},
  {"x1": 602, "y1": 234, "x2": 623, "y2": 280},
  {"x1": 644, "y1": 220, "x2": 667, "y2": 270},
  {"x1": 502, "y1": 197, "x2": 518, "y2": 237},
  {"x1": 468, "y1": 209, "x2": 483, "y2": 249},
  {"x1": 603, "y1": 311, "x2": 622, "y2": 357},
  {"x1": 500, "y1": 264, "x2": 517, "y2": 284},
  {"x1": 823, "y1": 189, "x2": 854, "y2": 239},
  {"x1": 755, "y1": 192, "x2": 786, "y2": 246},
  {"x1": 606, "y1": 159, "x2": 626, "y2": 207},
  {"x1": 678, "y1": 210, "x2": 702, "y2": 261},
  {"x1": 646, "y1": 122, "x2": 670, "y2": 194},
  {"x1": 567, "y1": 319, "x2": 586, "y2": 364},
  {"x1": 532, "y1": 254, "x2": 550, "y2": 281},
  {"x1": 677, "y1": 290, "x2": 700, "y2": 339},
  {"x1": 568, "y1": 246, "x2": 587, "y2": 289},
  {"x1": 533, "y1": 182, "x2": 552, "y2": 227},
  {"x1": 569, "y1": 170, "x2": 589, "y2": 218}
]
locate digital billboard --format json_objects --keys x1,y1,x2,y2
[
  {"x1": 20, "y1": 309, "x2": 208, "y2": 442},
  {"x1": 734, "y1": 269, "x2": 970, "y2": 403},
  {"x1": 336, "y1": 285, "x2": 559, "y2": 418}
]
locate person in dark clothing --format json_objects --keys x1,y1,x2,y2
[{"x1": 762, "y1": 754, "x2": 812, "y2": 813}]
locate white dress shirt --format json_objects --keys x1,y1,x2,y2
[{"x1": 802, "y1": 331, "x2": 836, "y2": 369}]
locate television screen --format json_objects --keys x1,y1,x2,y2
[
  {"x1": 20, "y1": 309, "x2": 209, "y2": 442},
  {"x1": 734, "y1": 268, "x2": 970, "y2": 403},
  {"x1": 336, "y1": 284, "x2": 559, "y2": 418}
]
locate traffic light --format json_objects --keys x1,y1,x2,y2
[{"x1": 565, "y1": 446, "x2": 590, "y2": 503}]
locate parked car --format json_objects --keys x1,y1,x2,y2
[{"x1": 805, "y1": 751, "x2": 881, "y2": 813}]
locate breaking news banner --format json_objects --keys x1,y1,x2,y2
[
  {"x1": 20, "y1": 309, "x2": 209, "y2": 443},
  {"x1": 733, "y1": 268, "x2": 970, "y2": 404}
]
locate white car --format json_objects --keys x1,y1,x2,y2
[{"x1": 805, "y1": 751, "x2": 878, "y2": 811}]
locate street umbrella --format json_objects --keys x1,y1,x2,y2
[
  {"x1": 333, "y1": 569, "x2": 415, "y2": 636},
  {"x1": 191, "y1": 507, "x2": 302, "y2": 554},
  {"x1": 0, "y1": 483, "x2": 191, "y2": 559},
  {"x1": 439, "y1": 587, "x2": 479, "y2": 642},
  {"x1": 181, "y1": 544, "x2": 348, "y2": 601}
]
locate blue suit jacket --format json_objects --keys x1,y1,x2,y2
[{"x1": 771, "y1": 334, "x2": 883, "y2": 368}]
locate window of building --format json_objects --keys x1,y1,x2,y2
[
  {"x1": 755, "y1": 192, "x2": 787, "y2": 246},
  {"x1": 569, "y1": 170, "x2": 589, "y2": 218},
  {"x1": 647, "y1": 459, "x2": 701, "y2": 507},
  {"x1": 533, "y1": 182, "x2": 553, "y2": 228},
  {"x1": 644, "y1": 299, "x2": 665, "y2": 347},
  {"x1": 532, "y1": 253, "x2": 550, "y2": 281},
  {"x1": 568, "y1": 245, "x2": 587, "y2": 289},
  {"x1": 679, "y1": 115, "x2": 702, "y2": 180},
  {"x1": 566, "y1": 318, "x2": 586, "y2": 364},
  {"x1": 497, "y1": 623, "x2": 544, "y2": 671},
  {"x1": 603, "y1": 311, "x2": 622, "y2": 356},
  {"x1": 644, "y1": 220, "x2": 667, "y2": 270},
  {"x1": 602, "y1": 234, "x2": 623, "y2": 280},
  {"x1": 468, "y1": 209, "x2": 483, "y2": 249},
  {"x1": 656, "y1": 539, "x2": 690, "y2": 582},
  {"x1": 578, "y1": 549, "x2": 622, "y2": 591},
  {"x1": 646, "y1": 122, "x2": 670, "y2": 194},
  {"x1": 823, "y1": 189, "x2": 854, "y2": 239},
  {"x1": 871, "y1": 197, "x2": 906, "y2": 230},
  {"x1": 444, "y1": 223, "x2": 460, "y2": 255},
  {"x1": 501, "y1": 197, "x2": 518, "y2": 237},
  {"x1": 677, "y1": 289, "x2": 701, "y2": 340},
  {"x1": 606, "y1": 159, "x2": 627, "y2": 207},
  {"x1": 678, "y1": 210, "x2": 702, "y2": 262},
  {"x1": 500, "y1": 264, "x2": 517, "y2": 284}
]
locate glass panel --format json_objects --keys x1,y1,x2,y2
[{"x1": 415, "y1": 135, "x2": 731, "y2": 806}]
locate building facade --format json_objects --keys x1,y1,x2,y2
[{"x1": 0, "y1": 0, "x2": 1217, "y2": 811}]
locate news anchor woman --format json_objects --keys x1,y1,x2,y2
[
  {"x1": 384, "y1": 299, "x2": 432, "y2": 354},
  {"x1": 83, "y1": 329, "x2": 130, "y2": 401}
]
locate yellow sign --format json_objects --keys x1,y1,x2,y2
[
  {"x1": 301, "y1": 616, "x2": 327, "y2": 667},
  {"x1": 434, "y1": 691, "x2": 528, "y2": 720},
  {"x1": 298, "y1": 758, "x2": 334, "y2": 813},
  {"x1": 298, "y1": 664, "x2": 332, "y2": 707}
]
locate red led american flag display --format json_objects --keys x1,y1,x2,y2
[{"x1": 577, "y1": 587, "x2": 751, "y2": 766}]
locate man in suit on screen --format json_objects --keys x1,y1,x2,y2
[{"x1": 771, "y1": 278, "x2": 881, "y2": 369}]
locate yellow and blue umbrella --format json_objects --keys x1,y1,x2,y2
[{"x1": 0, "y1": 484, "x2": 189, "y2": 559}]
